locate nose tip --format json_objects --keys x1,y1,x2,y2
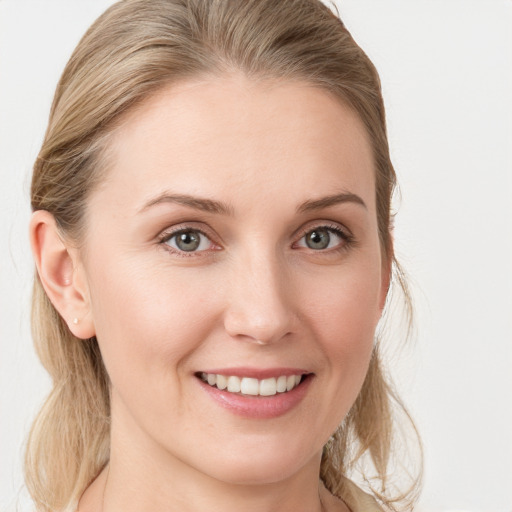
[
  {"x1": 224, "y1": 303, "x2": 294, "y2": 345},
  {"x1": 223, "y1": 260, "x2": 296, "y2": 345}
]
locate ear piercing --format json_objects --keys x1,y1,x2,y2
[{"x1": 72, "y1": 318, "x2": 79, "y2": 325}]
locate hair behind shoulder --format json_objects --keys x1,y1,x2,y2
[{"x1": 27, "y1": 1, "x2": 422, "y2": 510}]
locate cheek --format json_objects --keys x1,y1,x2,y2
[
  {"x1": 301, "y1": 258, "x2": 382, "y2": 376},
  {"x1": 290, "y1": 260, "x2": 382, "y2": 443},
  {"x1": 85, "y1": 256, "x2": 219, "y2": 388},
  {"x1": 307, "y1": 262, "x2": 382, "y2": 331}
]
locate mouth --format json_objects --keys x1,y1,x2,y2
[
  {"x1": 195, "y1": 369, "x2": 313, "y2": 418},
  {"x1": 197, "y1": 372, "x2": 304, "y2": 396}
]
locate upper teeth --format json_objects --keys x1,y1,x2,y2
[{"x1": 200, "y1": 373, "x2": 302, "y2": 396}]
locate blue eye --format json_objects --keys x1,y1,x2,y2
[
  {"x1": 297, "y1": 227, "x2": 347, "y2": 250},
  {"x1": 164, "y1": 229, "x2": 212, "y2": 252}
]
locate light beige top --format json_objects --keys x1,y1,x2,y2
[{"x1": 343, "y1": 479, "x2": 384, "y2": 512}]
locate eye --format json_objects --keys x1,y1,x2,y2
[
  {"x1": 162, "y1": 229, "x2": 213, "y2": 253},
  {"x1": 296, "y1": 226, "x2": 349, "y2": 251}
]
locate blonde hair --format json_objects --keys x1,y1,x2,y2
[{"x1": 27, "y1": 0, "x2": 422, "y2": 510}]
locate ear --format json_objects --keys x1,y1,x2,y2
[{"x1": 29, "y1": 210, "x2": 96, "y2": 339}]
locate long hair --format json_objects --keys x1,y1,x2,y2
[{"x1": 27, "y1": 1, "x2": 422, "y2": 510}]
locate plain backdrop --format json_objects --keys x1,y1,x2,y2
[{"x1": 1, "y1": 1, "x2": 511, "y2": 511}]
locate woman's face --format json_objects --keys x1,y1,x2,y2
[{"x1": 79, "y1": 74, "x2": 389, "y2": 484}]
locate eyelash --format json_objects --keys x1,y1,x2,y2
[
  {"x1": 158, "y1": 223, "x2": 354, "y2": 257},
  {"x1": 293, "y1": 223, "x2": 354, "y2": 253},
  {"x1": 158, "y1": 226, "x2": 218, "y2": 258}
]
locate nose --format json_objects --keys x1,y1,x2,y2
[{"x1": 223, "y1": 251, "x2": 296, "y2": 345}]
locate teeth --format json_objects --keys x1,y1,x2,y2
[
  {"x1": 200, "y1": 373, "x2": 303, "y2": 396},
  {"x1": 259, "y1": 377, "x2": 276, "y2": 396},
  {"x1": 276, "y1": 375, "x2": 287, "y2": 393},
  {"x1": 227, "y1": 376, "x2": 241, "y2": 393},
  {"x1": 240, "y1": 377, "x2": 259, "y2": 395},
  {"x1": 216, "y1": 374, "x2": 227, "y2": 390}
]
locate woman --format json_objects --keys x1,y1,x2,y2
[{"x1": 26, "y1": 0, "x2": 421, "y2": 511}]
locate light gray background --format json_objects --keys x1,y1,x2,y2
[{"x1": 1, "y1": 1, "x2": 511, "y2": 511}]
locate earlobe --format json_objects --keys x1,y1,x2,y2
[{"x1": 29, "y1": 210, "x2": 96, "y2": 339}]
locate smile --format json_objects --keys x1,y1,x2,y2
[{"x1": 199, "y1": 373, "x2": 303, "y2": 396}]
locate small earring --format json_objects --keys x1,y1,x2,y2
[{"x1": 73, "y1": 318, "x2": 79, "y2": 325}]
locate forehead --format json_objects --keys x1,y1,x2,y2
[{"x1": 93, "y1": 74, "x2": 375, "y2": 216}]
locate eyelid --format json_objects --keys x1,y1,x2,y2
[
  {"x1": 157, "y1": 223, "x2": 221, "y2": 256},
  {"x1": 293, "y1": 221, "x2": 354, "y2": 250},
  {"x1": 294, "y1": 221, "x2": 352, "y2": 240}
]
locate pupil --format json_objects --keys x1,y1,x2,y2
[
  {"x1": 307, "y1": 229, "x2": 330, "y2": 250},
  {"x1": 176, "y1": 231, "x2": 200, "y2": 251}
]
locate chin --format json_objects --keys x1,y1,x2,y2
[
  {"x1": 207, "y1": 462, "x2": 303, "y2": 486},
  {"x1": 189, "y1": 438, "x2": 320, "y2": 486}
]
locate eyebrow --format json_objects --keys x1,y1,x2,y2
[
  {"x1": 296, "y1": 192, "x2": 367, "y2": 213},
  {"x1": 139, "y1": 193, "x2": 234, "y2": 215},
  {"x1": 139, "y1": 191, "x2": 366, "y2": 216}
]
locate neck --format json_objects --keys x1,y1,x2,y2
[
  {"x1": 99, "y1": 415, "x2": 326, "y2": 512},
  {"x1": 104, "y1": 447, "x2": 326, "y2": 512},
  {"x1": 77, "y1": 439, "x2": 351, "y2": 512}
]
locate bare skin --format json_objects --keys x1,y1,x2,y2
[{"x1": 78, "y1": 465, "x2": 351, "y2": 512}]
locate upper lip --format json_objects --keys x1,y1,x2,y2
[{"x1": 197, "y1": 367, "x2": 311, "y2": 379}]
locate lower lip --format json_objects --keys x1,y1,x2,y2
[{"x1": 197, "y1": 375, "x2": 312, "y2": 419}]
